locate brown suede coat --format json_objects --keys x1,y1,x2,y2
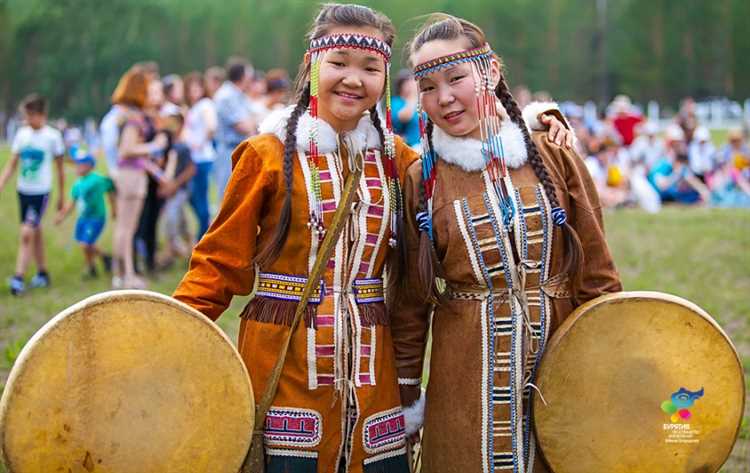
[
  {"x1": 174, "y1": 132, "x2": 419, "y2": 473},
  {"x1": 392, "y1": 131, "x2": 622, "y2": 473}
]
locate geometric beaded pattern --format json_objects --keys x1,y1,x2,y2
[
  {"x1": 257, "y1": 272, "x2": 323, "y2": 303},
  {"x1": 264, "y1": 407, "x2": 323, "y2": 448},
  {"x1": 352, "y1": 278, "x2": 385, "y2": 304},
  {"x1": 413, "y1": 43, "x2": 493, "y2": 79},
  {"x1": 309, "y1": 33, "x2": 391, "y2": 60},
  {"x1": 453, "y1": 175, "x2": 553, "y2": 473},
  {"x1": 362, "y1": 407, "x2": 407, "y2": 454},
  {"x1": 300, "y1": 149, "x2": 390, "y2": 393}
]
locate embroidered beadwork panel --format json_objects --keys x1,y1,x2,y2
[
  {"x1": 296, "y1": 149, "x2": 389, "y2": 391},
  {"x1": 453, "y1": 172, "x2": 553, "y2": 473}
]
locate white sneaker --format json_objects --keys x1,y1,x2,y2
[
  {"x1": 123, "y1": 275, "x2": 147, "y2": 290},
  {"x1": 111, "y1": 276, "x2": 123, "y2": 289}
]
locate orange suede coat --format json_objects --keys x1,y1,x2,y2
[
  {"x1": 174, "y1": 119, "x2": 419, "y2": 473},
  {"x1": 392, "y1": 124, "x2": 623, "y2": 473}
]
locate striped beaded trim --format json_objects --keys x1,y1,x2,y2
[
  {"x1": 308, "y1": 33, "x2": 392, "y2": 60},
  {"x1": 352, "y1": 277, "x2": 385, "y2": 304},
  {"x1": 413, "y1": 43, "x2": 493, "y2": 79},
  {"x1": 256, "y1": 272, "x2": 323, "y2": 304}
]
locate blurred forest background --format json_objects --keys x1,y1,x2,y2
[{"x1": 1, "y1": 0, "x2": 749, "y2": 122}]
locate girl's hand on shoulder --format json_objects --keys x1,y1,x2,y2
[{"x1": 540, "y1": 113, "x2": 575, "y2": 149}]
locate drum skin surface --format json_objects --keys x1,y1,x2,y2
[
  {"x1": 0, "y1": 290, "x2": 254, "y2": 473},
  {"x1": 533, "y1": 291, "x2": 745, "y2": 473}
]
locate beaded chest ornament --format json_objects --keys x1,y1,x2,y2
[{"x1": 306, "y1": 34, "x2": 402, "y2": 247}]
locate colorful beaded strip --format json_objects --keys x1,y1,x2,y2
[
  {"x1": 308, "y1": 33, "x2": 392, "y2": 61},
  {"x1": 413, "y1": 44, "x2": 493, "y2": 79},
  {"x1": 352, "y1": 278, "x2": 386, "y2": 304},
  {"x1": 256, "y1": 272, "x2": 324, "y2": 304}
]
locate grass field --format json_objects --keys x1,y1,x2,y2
[{"x1": 0, "y1": 144, "x2": 747, "y2": 471}]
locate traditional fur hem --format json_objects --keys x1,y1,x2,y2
[
  {"x1": 523, "y1": 101, "x2": 567, "y2": 131},
  {"x1": 432, "y1": 119, "x2": 528, "y2": 171},
  {"x1": 403, "y1": 390, "x2": 426, "y2": 436},
  {"x1": 258, "y1": 105, "x2": 381, "y2": 155}
]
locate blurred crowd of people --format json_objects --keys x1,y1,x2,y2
[
  {"x1": 387, "y1": 78, "x2": 750, "y2": 213},
  {"x1": 2, "y1": 58, "x2": 292, "y2": 293},
  {"x1": 3, "y1": 60, "x2": 749, "y2": 294},
  {"x1": 563, "y1": 96, "x2": 750, "y2": 212},
  {"x1": 97, "y1": 58, "x2": 291, "y2": 289}
]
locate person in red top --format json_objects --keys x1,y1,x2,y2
[{"x1": 611, "y1": 94, "x2": 643, "y2": 146}]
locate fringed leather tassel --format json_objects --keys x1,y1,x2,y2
[
  {"x1": 240, "y1": 297, "x2": 319, "y2": 329},
  {"x1": 358, "y1": 302, "x2": 388, "y2": 327}
]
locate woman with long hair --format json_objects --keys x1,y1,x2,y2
[
  {"x1": 392, "y1": 15, "x2": 622, "y2": 473},
  {"x1": 110, "y1": 66, "x2": 167, "y2": 289}
]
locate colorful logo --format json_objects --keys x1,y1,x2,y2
[{"x1": 661, "y1": 387, "x2": 704, "y2": 422}]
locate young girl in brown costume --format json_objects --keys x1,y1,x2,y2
[{"x1": 391, "y1": 15, "x2": 622, "y2": 473}]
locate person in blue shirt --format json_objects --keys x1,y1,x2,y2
[
  {"x1": 55, "y1": 153, "x2": 115, "y2": 278},
  {"x1": 391, "y1": 69, "x2": 421, "y2": 148}
]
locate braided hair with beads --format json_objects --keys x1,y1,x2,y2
[{"x1": 408, "y1": 14, "x2": 583, "y2": 301}]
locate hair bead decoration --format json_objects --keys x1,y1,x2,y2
[
  {"x1": 305, "y1": 33, "x2": 401, "y2": 244},
  {"x1": 416, "y1": 210, "x2": 432, "y2": 237},
  {"x1": 550, "y1": 207, "x2": 567, "y2": 226}
]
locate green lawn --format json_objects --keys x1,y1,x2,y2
[{"x1": 0, "y1": 144, "x2": 747, "y2": 471}]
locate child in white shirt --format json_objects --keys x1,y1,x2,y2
[{"x1": 0, "y1": 94, "x2": 66, "y2": 295}]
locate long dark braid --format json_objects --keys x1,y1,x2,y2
[
  {"x1": 254, "y1": 83, "x2": 311, "y2": 268},
  {"x1": 415, "y1": 119, "x2": 444, "y2": 304},
  {"x1": 495, "y1": 74, "x2": 583, "y2": 297}
]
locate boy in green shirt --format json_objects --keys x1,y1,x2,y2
[{"x1": 55, "y1": 153, "x2": 115, "y2": 278}]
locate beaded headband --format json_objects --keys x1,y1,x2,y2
[
  {"x1": 413, "y1": 44, "x2": 493, "y2": 79},
  {"x1": 308, "y1": 33, "x2": 392, "y2": 60},
  {"x1": 304, "y1": 33, "x2": 401, "y2": 247}
]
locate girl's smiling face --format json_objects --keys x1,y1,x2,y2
[
  {"x1": 413, "y1": 38, "x2": 499, "y2": 139},
  {"x1": 316, "y1": 26, "x2": 387, "y2": 132}
]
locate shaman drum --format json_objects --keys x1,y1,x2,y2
[
  {"x1": 533, "y1": 291, "x2": 745, "y2": 473},
  {"x1": 0, "y1": 290, "x2": 254, "y2": 473}
]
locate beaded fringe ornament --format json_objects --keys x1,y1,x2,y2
[
  {"x1": 306, "y1": 34, "x2": 402, "y2": 246},
  {"x1": 413, "y1": 43, "x2": 567, "y2": 239}
]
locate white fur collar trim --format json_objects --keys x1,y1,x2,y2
[
  {"x1": 258, "y1": 105, "x2": 381, "y2": 154},
  {"x1": 432, "y1": 119, "x2": 528, "y2": 172}
]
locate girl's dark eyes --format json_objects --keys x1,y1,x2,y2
[
  {"x1": 366, "y1": 67, "x2": 381, "y2": 73},
  {"x1": 329, "y1": 61, "x2": 346, "y2": 67},
  {"x1": 420, "y1": 86, "x2": 435, "y2": 92},
  {"x1": 450, "y1": 75, "x2": 466, "y2": 83}
]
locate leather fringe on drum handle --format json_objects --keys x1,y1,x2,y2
[
  {"x1": 240, "y1": 297, "x2": 318, "y2": 329},
  {"x1": 358, "y1": 302, "x2": 388, "y2": 327}
]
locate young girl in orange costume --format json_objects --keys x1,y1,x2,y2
[
  {"x1": 175, "y1": 5, "x2": 417, "y2": 471},
  {"x1": 392, "y1": 15, "x2": 622, "y2": 473}
]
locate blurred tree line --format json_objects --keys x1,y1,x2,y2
[{"x1": 0, "y1": 0, "x2": 748, "y2": 122}]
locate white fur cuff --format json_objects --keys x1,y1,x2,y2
[
  {"x1": 522, "y1": 101, "x2": 562, "y2": 131},
  {"x1": 403, "y1": 390, "x2": 426, "y2": 436}
]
